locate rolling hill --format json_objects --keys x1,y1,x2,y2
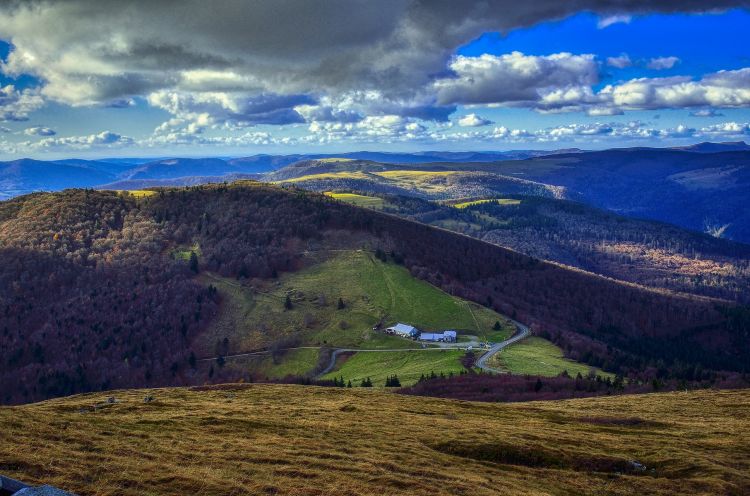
[
  {"x1": 2, "y1": 146, "x2": 749, "y2": 246},
  {"x1": 197, "y1": 249, "x2": 545, "y2": 386},
  {"x1": 0, "y1": 385, "x2": 747, "y2": 495},
  {"x1": 0, "y1": 159, "x2": 117, "y2": 198},
  {"x1": 673, "y1": 140, "x2": 750, "y2": 153},
  {"x1": 324, "y1": 192, "x2": 750, "y2": 303},
  {"x1": 0, "y1": 149, "x2": 567, "y2": 198},
  {"x1": 268, "y1": 148, "x2": 750, "y2": 243},
  {"x1": 1, "y1": 182, "x2": 748, "y2": 404},
  {"x1": 472, "y1": 149, "x2": 750, "y2": 243}
]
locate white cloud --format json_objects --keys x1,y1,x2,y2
[
  {"x1": 600, "y1": 68, "x2": 750, "y2": 109},
  {"x1": 698, "y1": 121, "x2": 750, "y2": 136},
  {"x1": 690, "y1": 109, "x2": 724, "y2": 117},
  {"x1": 597, "y1": 15, "x2": 632, "y2": 29},
  {"x1": 606, "y1": 54, "x2": 632, "y2": 69},
  {"x1": 148, "y1": 90, "x2": 311, "y2": 128},
  {"x1": 146, "y1": 129, "x2": 286, "y2": 147},
  {"x1": 0, "y1": 0, "x2": 736, "y2": 132},
  {"x1": 586, "y1": 106, "x2": 624, "y2": 116},
  {"x1": 435, "y1": 52, "x2": 598, "y2": 108},
  {"x1": 304, "y1": 113, "x2": 433, "y2": 144},
  {"x1": 106, "y1": 98, "x2": 136, "y2": 108},
  {"x1": 32, "y1": 131, "x2": 134, "y2": 149},
  {"x1": 24, "y1": 126, "x2": 56, "y2": 136},
  {"x1": 435, "y1": 59, "x2": 750, "y2": 115},
  {"x1": 426, "y1": 119, "x2": 750, "y2": 145},
  {"x1": 458, "y1": 113, "x2": 493, "y2": 127},
  {"x1": 0, "y1": 85, "x2": 44, "y2": 121},
  {"x1": 647, "y1": 56, "x2": 680, "y2": 70}
]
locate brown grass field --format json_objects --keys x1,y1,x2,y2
[{"x1": 1, "y1": 386, "x2": 748, "y2": 495}]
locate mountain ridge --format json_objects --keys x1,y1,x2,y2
[{"x1": 2, "y1": 182, "x2": 747, "y2": 404}]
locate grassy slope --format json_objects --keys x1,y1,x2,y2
[
  {"x1": 194, "y1": 250, "x2": 602, "y2": 381},
  {"x1": 322, "y1": 349, "x2": 466, "y2": 386},
  {"x1": 195, "y1": 250, "x2": 513, "y2": 356},
  {"x1": 193, "y1": 250, "x2": 516, "y2": 379},
  {"x1": 490, "y1": 337, "x2": 615, "y2": 379},
  {"x1": 279, "y1": 169, "x2": 463, "y2": 194},
  {"x1": 114, "y1": 189, "x2": 157, "y2": 198},
  {"x1": 0, "y1": 386, "x2": 747, "y2": 496},
  {"x1": 260, "y1": 348, "x2": 321, "y2": 378},
  {"x1": 275, "y1": 171, "x2": 371, "y2": 182},
  {"x1": 324, "y1": 191, "x2": 385, "y2": 208}
]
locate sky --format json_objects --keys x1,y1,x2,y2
[{"x1": 0, "y1": 0, "x2": 749, "y2": 159}]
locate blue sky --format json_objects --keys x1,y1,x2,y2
[{"x1": 0, "y1": 2, "x2": 748, "y2": 158}]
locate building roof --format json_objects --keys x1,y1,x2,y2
[
  {"x1": 443, "y1": 330, "x2": 457, "y2": 337},
  {"x1": 389, "y1": 323, "x2": 417, "y2": 334}
]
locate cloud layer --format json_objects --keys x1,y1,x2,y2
[{"x1": 0, "y1": 0, "x2": 748, "y2": 151}]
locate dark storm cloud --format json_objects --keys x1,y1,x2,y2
[
  {"x1": 0, "y1": 0, "x2": 746, "y2": 131},
  {"x1": 0, "y1": 0, "x2": 745, "y2": 102}
]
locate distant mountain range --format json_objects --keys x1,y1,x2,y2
[
  {"x1": 672, "y1": 141, "x2": 750, "y2": 153},
  {"x1": 266, "y1": 146, "x2": 750, "y2": 244},
  {"x1": 0, "y1": 149, "x2": 573, "y2": 200},
  {"x1": 1, "y1": 142, "x2": 749, "y2": 243}
]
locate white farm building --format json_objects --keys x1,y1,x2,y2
[
  {"x1": 386, "y1": 323, "x2": 419, "y2": 338},
  {"x1": 419, "y1": 330, "x2": 457, "y2": 343}
]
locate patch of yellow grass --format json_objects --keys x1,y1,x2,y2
[
  {"x1": 114, "y1": 190, "x2": 157, "y2": 198},
  {"x1": 373, "y1": 170, "x2": 462, "y2": 193},
  {"x1": 324, "y1": 192, "x2": 385, "y2": 208},
  {"x1": 375, "y1": 170, "x2": 458, "y2": 180},
  {"x1": 0, "y1": 387, "x2": 748, "y2": 495},
  {"x1": 314, "y1": 157, "x2": 355, "y2": 163},
  {"x1": 275, "y1": 171, "x2": 370, "y2": 183}
]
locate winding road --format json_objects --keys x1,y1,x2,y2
[
  {"x1": 199, "y1": 320, "x2": 531, "y2": 377},
  {"x1": 475, "y1": 320, "x2": 531, "y2": 373}
]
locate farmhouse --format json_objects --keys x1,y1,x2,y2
[
  {"x1": 386, "y1": 323, "x2": 419, "y2": 338},
  {"x1": 419, "y1": 330, "x2": 457, "y2": 343}
]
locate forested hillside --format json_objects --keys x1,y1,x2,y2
[
  {"x1": 1, "y1": 182, "x2": 748, "y2": 403},
  {"x1": 268, "y1": 149, "x2": 750, "y2": 243},
  {"x1": 358, "y1": 194, "x2": 750, "y2": 303}
]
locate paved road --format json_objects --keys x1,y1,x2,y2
[
  {"x1": 199, "y1": 324, "x2": 530, "y2": 377},
  {"x1": 475, "y1": 320, "x2": 531, "y2": 373}
]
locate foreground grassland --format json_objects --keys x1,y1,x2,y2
[
  {"x1": 322, "y1": 349, "x2": 465, "y2": 386},
  {"x1": 1, "y1": 386, "x2": 748, "y2": 495},
  {"x1": 491, "y1": 337, "x2": 614, "y2": 379}
]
